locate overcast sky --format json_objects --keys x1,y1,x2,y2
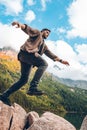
[{"x1": 0, "y1": 0, "x2": 87, "y2": 81}]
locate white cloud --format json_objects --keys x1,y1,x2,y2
[
  {"x1": 0, "y1": 22, "x2": 28, "y2": 51},
  {"x1": 0, "y1": 22, "x2": 87, "y2": 80},
  {"x1": 44, "y1": 40, "x2": 87, "y2": 80},
  {"x1": 75, "y1": 44, "x2": 87, "y2": 64},
  {"x1": 67, "y1": 0, "x2": 87, "y2": 38},
  {"x1": 0, "y1": 0, "x2": 23, "y2": 15},
  {"x1": 25, "y1": 10, "x2": 36, "y2": 23},
  {"x1": 27, "y1": 0, "x2": 36, "y2": 6},
  {"x1": 40, "y1": 0, "x2": 51, "y2": 11}
]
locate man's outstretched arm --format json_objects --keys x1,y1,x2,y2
[
  {"x1": 12, "y1": 21, "x2": 25, "y2": 29},
  {"x1": 12, "y1": 21, "x2": 40, "y2": 36},
  {"x1": 44, "y1": 45, "x2": 70, "y2": 66}
]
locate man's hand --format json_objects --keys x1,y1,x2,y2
[
  {"x1": 11, "y1": 21, "x2": 25, "y2": 29},
  {"x1": 61, "y1": 60, "x2": 70, "y2": 66},
  {"x1": 54, "y1": 57, "x2": 70, "y2": 66},
  {"x1": 12, "y1": 21, "x2": 21, "y2": 28}
]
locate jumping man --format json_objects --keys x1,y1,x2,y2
[{"x1": 0, "y1": 21, "x2": 69, "y2": 105}]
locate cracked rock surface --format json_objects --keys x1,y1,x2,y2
[{"x1": 0, "y1": 101, "x2": 86, "y2": 130}]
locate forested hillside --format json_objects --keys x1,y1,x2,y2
[{"x1": 0, "y1": 51, "x2": 87, "y2": 114}]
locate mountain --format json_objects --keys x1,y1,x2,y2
[
  {"x1": 53, "y1": 65, "x2": 87, "y2": 90},
  {"x1": 51, "y1": 74, "x2": 87, "y2": 90},
  {"x1": 58, "y1": 78, "x2": 87, "y2": 90},
  {"x1": 0, "y1": 46, "x2": 87, "y2": 90},
  {"x1": 0, "y1": 46, "x2": 17, "y2": 58},
  {"x1": 0, "y1": 47, "x2": 87, "y2": 114}
]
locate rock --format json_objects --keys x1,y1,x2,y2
[
  {"x1": 0, "y1": 101, "x2": 13, "y2": 130},
  {"x1": 0, "y1": 101, "x2": 27, "y2": 130},
  {"x1": 28, "y1": 112, "x2": 76, "y2": 130},
  {"x1": 27, "y1": 111, "x2": 39, "y2": 125},
  {"x1": 0, "y1": 101, "x2": 77, "y2": 130},
  {"x1": 10, "y1": 103, "x2": 27, "y2": 130},
  {"x1": 80, "y1": 115, "x2": 87, "y2": 130}
]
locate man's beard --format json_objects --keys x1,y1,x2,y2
[{"x1": 43, "y1": 36, "x2": 47, "y2": 39}]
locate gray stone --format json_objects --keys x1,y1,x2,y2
[{"x1": 80, "y1": 115, "x2": 87, "y2": 130}]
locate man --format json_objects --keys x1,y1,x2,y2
[{"x1": 0, "y1": 21, "x2": 69, "y2": 105}]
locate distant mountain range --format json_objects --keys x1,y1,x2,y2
[{"x1": 52, "y1": 74, "x2": 87, "y2": 90}]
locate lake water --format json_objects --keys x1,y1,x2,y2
[{"x1": 63, "y1": 113, "x2": 86, "y2": 130}]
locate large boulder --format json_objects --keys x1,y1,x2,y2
[
  {"x1": 0, "y1": 101, "x2": 77, "y2": 130},
  {"x1": 10, "y1": 103, "x2": 27, "y2": 130},
  {"x1": 27, "y1": 111, "x2": 39, "y2": 125},
  {"x1": 27, "y1": 111, "x2": 76, "y2": 130},
  {"x1": 0, "y1": 101, "x2": 27, "y2": 130},
  {"x1": 80, "y1": 115, "x2": 87, "y2": 130},
  {"x1": 0, "y1": 101, "x2": 13, "y2": 130}
]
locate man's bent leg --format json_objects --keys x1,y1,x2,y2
[
  {"x1": 1, "y1": 62, "x2": 32, "y2": 98},
  {"x1": 30, "y1": 65, "x2": 48, "y2": 89},
  {"x1": 27, "y1": 56, "x2": 48, "y2": 95}
]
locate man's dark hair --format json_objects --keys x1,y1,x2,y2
[{"x1": 41, "y1": 28, "x2": 51, "y2": 32}]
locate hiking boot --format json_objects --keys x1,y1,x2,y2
[
  {"x1": 27, "y1": 89, "x2": 46, "y2": 96},
  {"x1": 0, "y1": 94, "x2": 11, "y2": 106}
]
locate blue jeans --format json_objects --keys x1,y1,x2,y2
[{"x1": 2, "y1": 53, "x2": 48, "y2": 97}]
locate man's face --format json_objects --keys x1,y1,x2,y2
[{"x1": 42, "y1": 30, "x2": 50, "y2": 39}]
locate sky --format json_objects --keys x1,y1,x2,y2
[{"x1": 0, "y1": 0, "x2": 87, "y2": 81}]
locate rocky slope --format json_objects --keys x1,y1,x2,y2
[
  {"x1": 0, "y1": 101, "x2": 77, "y2": 130},
  {"x1": 0, "y1": 101, "x2": 87, "y2": 130}
]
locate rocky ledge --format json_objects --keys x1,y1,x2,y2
[{"x1": 0, "y1": 101, "x2": 86, "y2": 130}]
